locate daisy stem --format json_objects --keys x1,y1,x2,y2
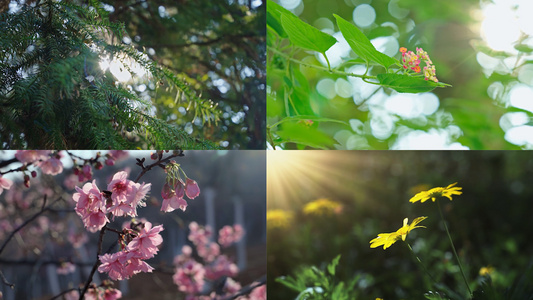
[
  {"x1": 406, "y1": 242, "x2": 437, "y2": 288},
  {"x1": 437, "y1": 198, "x2": 472, "y2": 297}
]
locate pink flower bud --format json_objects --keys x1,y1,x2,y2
[
  {"x1": 31, "y1": 171, "x2": 37, "y2": 178},
  {"x1": 105, "y1": 159, "x2": 115, "y2": 166},
  {"x1": 185, "y1": 179, "x2": 200, "y2": 199}
]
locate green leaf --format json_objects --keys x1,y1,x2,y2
[
  {"x1": 277, "y1": 122, "x2": 336, "y2": 149},
  {"x1": 327, "y1": 255, "x2": 341, "y2": 276},
  {"x1": 266, "y1": 0, "x2": 290, "y2": 38},
  {"x1": 334, "y1": 14, "x2": 399, "y2": 68},
  {"x1": 280, "y1": 14, "x2": 337, "y2": 53},
  {"x1": 275, "y1": 276, "x2": 303, "y2": 292},
  {"x1": 377, "y1": 73, "x2": 442, "y2": 93},
  {"x1": 515, "y1": 44, "x2": 533, "y2": 53}
]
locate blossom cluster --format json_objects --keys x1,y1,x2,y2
[
  {"x1": 172, "y1": 222, "x2": 245, "y2": 298},
  {"x1": 64, "y1": 282, "x2": 122, "y2": 300},
  {"x1": 218, "y1": 224, "x2": 244, "y2": 248},
  {"x1": 98, "y1": 221, "x2": 164, "y2": 281},
  {"x1": 160, "y1": 178, "x2": 200, "y2": 212},
  {"x1": 399, "y1": 47, "x2": 439, "y2": 82},
  {"x1": 72, "y1": 171, "x2": 151, "y2": 232}
]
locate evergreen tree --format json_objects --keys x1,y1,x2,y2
[{"x1": 0, "y1": 0, "x2": 221, "y2": 149}]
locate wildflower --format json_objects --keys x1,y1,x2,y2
[
  {"x1": 267, "y1": 209, "x2": 293, "y2": 230},
  {"x1": 0, "y1": 176, "x2": 13, "y2": 195},
  {"x1": 424, "y1": 65, "x2": 438, "y2": 82},
  {"x1": 303, "y1": 198, "x2": 342, "y2": 216},
  {"x1": 409, "y1": 183, "x2": 462, "y2": 203},
  {"x1": 479, "y1": 266, "x2": 495, "y2": 277},
  {"x1": 370, "y1": 217, "x2": 427, "y2": 249},
  {"x1": 399, "y1": 46, "x2": 439, "y2": 82}
]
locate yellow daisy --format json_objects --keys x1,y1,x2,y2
[
  {"x1": 267, "y1": 209, "x2": 294, "y2": 230},
  {"x1": 303, "y1": 198, "x2": 342, "y2": 216},
  {"x1": 409, "y1": 183, "x2": 462, "y2": 203},
  {"x1": 370, "y1": 217, "x2": 427, "y2": 250}
]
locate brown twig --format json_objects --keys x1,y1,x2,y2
[
  {"x1": 78, "y1": 225, "x2": 106, "y2": 300},
  {"x1": 49, "y1": 287, "x2": 79, "y2": 300},
  {"x1": 133, "y1": 150, "x2": 184, "y2": 183},
  {"x1": 220, "y1": 276, "x2": 266, "y2": 300},
  {"x1": 0, "y1": 269, "x2": 14, "y2": 289},
  {"x1": 0, "y1": 196, "x2": 62, "y2": 255}
]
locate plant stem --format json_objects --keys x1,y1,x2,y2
[
  {"x1": 267, "y1": 46, "x2": 377, "y2": 80},
  {"x1": 406, "y1": 242, "x2": 437, "y2": 288},
  {"x1": 437, "y1": 198, "x2": 472, "y2": 297}
]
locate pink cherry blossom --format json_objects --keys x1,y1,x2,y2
[
  {"x1": 63, "y1": 173, "x2": 79, "y2": 190},
  {"x1": 15, "y1": 150, "x2": 51, "y2": 164},
  {"x1": 188, "y1": 222, "x2": 212, "y2": 247},
  {"x1": 224, "y1": 277, "x2": 242, "y2": 294},
  {"x1": 108, "y1": 150, "x2": 128, "y2": 161},
  {"x1": 218, "y1": 224, "x2": 245, "y2": 248},
  {"x1": 72, "y1": 181, "x2": 108, "y2": 232},
  {"x1": 242, "y1": 283, "x2": 266, "y2": 300},
  {"x1": 121, "y1": 252, "x2": 154, "y2": 277},
  {"x1": 161, "y1": 182, "x2": 188, "y2": 212},
  {"x1": 205, "y1": 255, "x2": 239, "y2": 280},
  {"x1": 173, "y1": 259, "x2": 206, "y2": 294},
  {"x1": 107, "y1": 171, "x2": 134, "y2": 203},
  {"x1": 185, "y1": 178, "x2": 200, "y2": 199},
  {"x1": 64, "y1": 290, "x2": 79, "y2": 300},
  {"x1": 106, "y1": 172, "x2": 150, "y2": 218},
  {"x1": 103, "y1": 288, "x2": 122, "y2": 300},
  {"x1": 57, "y1": 262, "x2": 76, "y2": 275},
  {"x1": 0, "y1": 176, "x2": 13, "y2": 195},
  {"x1": 78, "y1": 164, "x2": 93, "y2": 182},
  {"x1": 129, "y1": 182, "x2": 151, "y2": 210},
  {"x1": 98, "y1": 252, "x2": 127, "y2": 281},
  {"x1": 36, "y1": 154, "x2": 63, "y2": 175},
  {"x1": 197, "y1": 242, "x2": 220, "y2": 262},
  {"x1": 126, "y1": 222, "x2": 164, "y2": 259}
]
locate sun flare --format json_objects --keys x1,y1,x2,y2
[{"x1": 267, "y1": 151, "x2": 362, "y2": 210}]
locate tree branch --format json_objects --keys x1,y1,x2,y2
[
  {"x1": 0, "y1": 269, "x2": 14, "y2": 289},
  {"x1": 220, "y1": 276, "x2": 266, "y2": 300},
  {"x1": 0, "y1": 196, "x2": 62, "y2": 255},
  {"x1": 78, "y1": 224, "x2": 106, "y2": 300},
  {"x1": 133, "y1": 150, "x2": 184, "y2": 183}
]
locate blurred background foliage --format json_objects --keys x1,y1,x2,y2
[
  {"x1": 103, "y1": 0, "x2": 266, "y2": 149},
  {"x1": 267, "y1": 151, "x2": 533, "y2": 298},
  {"x1": 267, "y1": 0, "x2": 533, "y2": 150}
]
